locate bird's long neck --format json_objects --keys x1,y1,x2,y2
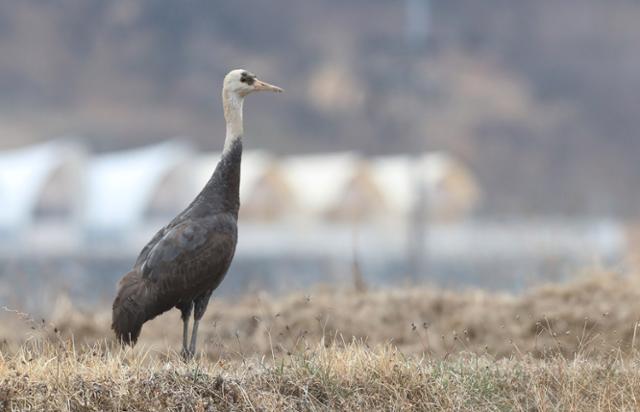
[
  {"x1": 223, "y1": 89, "x2": 244, "y2": 154},
  {"x1": 192, "y1": 89, "x2": 243, "y2": 217}
]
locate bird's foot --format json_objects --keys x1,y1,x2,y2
[{"x1": 180, "y1": 347, "x2": 194, "y2": 361}]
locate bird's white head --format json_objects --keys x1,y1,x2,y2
[
  {"x1": 221, "y1": 69, "x2": 282, "y2": 152},
  {"x1": 223, "y1": 69, "x2": 283, "y2": 98}
]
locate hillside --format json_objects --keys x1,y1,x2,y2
[{"x1": 1, "y1": 1, "x2": 640, "y2": 215}]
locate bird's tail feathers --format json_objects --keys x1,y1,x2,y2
[{"x1": 111, "y1": 271, "x2": 149, "y2": 345}]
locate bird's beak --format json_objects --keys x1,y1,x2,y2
[{"x1": 253, "y1": 78, "x2": 283, "y2": 93}]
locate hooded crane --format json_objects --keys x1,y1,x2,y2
[{"x1": 112, "y1": 69, "x2": 282, "y2": 358}]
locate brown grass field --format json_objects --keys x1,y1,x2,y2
[{"x1": 3, "y1": 270, "x2": 640, "y2": 410}]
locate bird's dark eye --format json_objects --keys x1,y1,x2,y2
[{"x1": 240, "y1": 72, "x2": 255, "y2": 85}]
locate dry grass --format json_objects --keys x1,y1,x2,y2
[
  {"x1": 3, "y1": 271, "x2": 640, "y2": 410},
  {"x1": 3, "y1": 270, "x2": 640, "y2": 359},
  {"x1": 3, "y1": 338, "x2": 640, "y2": 410}
]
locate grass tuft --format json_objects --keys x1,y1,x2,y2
[{"x1": 2, "y1": 338, "x2": 640, "y2": 410}]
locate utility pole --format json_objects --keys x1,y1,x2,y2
[{"x1": 404, "y1": 0, "x2": 431, "y2": 282}]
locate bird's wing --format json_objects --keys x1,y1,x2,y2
[
  {"x1": 133, "y1": 209, "x2": 194, "y2": 270},
  {"x1": 140, "y1": 216, "x2": 236, "y2": 286},
  {"x1": 134, "y1": 226, "x2": 168, "y2": 270}
]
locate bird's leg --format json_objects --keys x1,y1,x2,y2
[
  {"x1": 189, "y1": 292, "x2": 212, "y2": 357},
  {"x1": 189, "y1": 318, "x2": 200, "y2": 356},
  {"x1": 178, "y1": 302, "x2": 193, "y2": 359},
  {"x1": 182, "y1": 318, "x2": 190, "y2": 356}
]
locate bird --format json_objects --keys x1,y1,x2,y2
[{"x1": 111, "y1": 69, "x2": 282, "y2": 358}]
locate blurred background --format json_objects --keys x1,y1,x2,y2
[{"x1": 0, "y1": 1, "x2": 637, "y2": 312}]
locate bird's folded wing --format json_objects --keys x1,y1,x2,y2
[
  {"x1": 140, "y1": 218, "x2": 231, "y2": 282},
  {"x1": 134, "y1": 225, "x2": 167, "y2": 269}
]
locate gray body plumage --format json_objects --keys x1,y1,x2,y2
[{"x1": 112, "y1": 139, "x2": 242, "y2": 344}]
